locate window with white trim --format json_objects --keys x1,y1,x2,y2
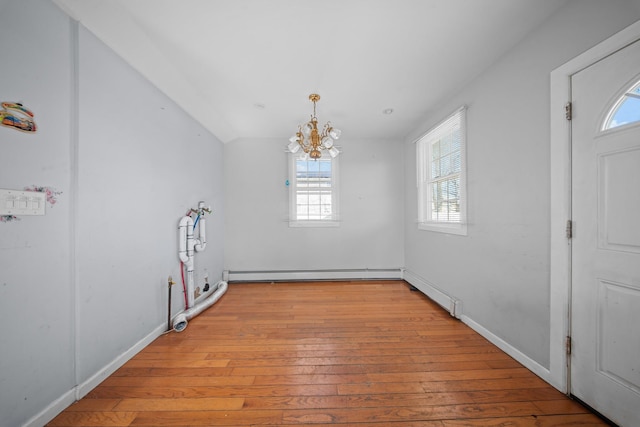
[
  {"x1": 417, "y1": 106, "x2": 467, "y2": 235},
  {"x1": 289, "y1": 153, "x2": 339, "y2": 227}
]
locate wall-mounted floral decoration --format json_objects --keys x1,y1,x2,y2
[
  {"x1": 0, "y1": 215, "x2": 20, "y2": 223},
  {"x1": 0, "y1": 102, "x2": 37, "y2": 133},
  {"x1": 24, "y1": 185, "x2": 62, "y2": 206}
]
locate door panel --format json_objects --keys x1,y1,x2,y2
[
  {"x1": 599, "y1": 147, "x2": 640, "y2": 252},
  {"x1": 571, "y1": 38, "x2": 640, "y2": 427},
  {"x1": 597, "y1": 279, "x2": 640, "y2": 393}
]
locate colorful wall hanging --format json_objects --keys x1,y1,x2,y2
[{"x1": 0, "y1": 102, "x2": 37, "y2": 133}]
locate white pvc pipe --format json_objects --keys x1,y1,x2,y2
[
  {"x1": 178, "y1": 215, "x2": 196, "y2": 308},
  {"x1": 178, "y1": 216, "x2": 194, "y2": 263},
  {"x1": 173, "y1": 281, "x2": 228, "y2": 332},
  {"x1": 173, "y1": 202, "x2": 223, "y2": 332},
  {"x1": 194, "y1": 216, "x2": 206, "y2": 252}
]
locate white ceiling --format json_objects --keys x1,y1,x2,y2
[{"x1": 54, "y1": 0, "x2": 567, "y2": 143}]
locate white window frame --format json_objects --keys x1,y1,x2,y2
[
  {"x1": 288, "y1": 152, "x2": 340, "y2": 227},
  {"x1": 416, "y1": 106, "x2": 467, "y2": 235}
]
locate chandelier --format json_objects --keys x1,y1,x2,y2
[{"x1": 287, "y1": 94, "x2": 341, "y2": 159}]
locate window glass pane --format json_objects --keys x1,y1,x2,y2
[
  {"x1": 296, "y1": 193, "x2": 308, "y2": 204},
  {"x1": 440, "y1": 180, "x2": 449, "y2": 202},
  {"x1": 431, "y1": 140, "x2": 440, "y2": 160},
  {"x1": 451, "y1": 151, "x2": 461, "y2": 173},
  {"x1": 440, "y1": 154, "x2": 451, "y2": 176},
  {"x1": 440, "y1": 135, "x2": 451, "y2": 156},
  {"x1": 432, "y1": 181, "x2": 442, "y2": 220},
  {"x1": 319, "y1": 161, "x2": 331, "y2": 174},
  {"x1": 296, "y1": 160, "x2": 307, "y2": 175},
  {"x1": 308, "y1": 160, "x2": 320, "y2": 173},
  {"x1": 428, "y1": 176, "x2": 461, "y2": 222},
  {"x1": 604, "y1": 81, "x2": 640, "y2": 130},
  {"x1": 309, "y1": 205, "x2": 321, "y2": 217},
  {"x1": 450, "y1": 130, "x2": 461, "y2": 151},
  {"x1": 431, "y1": 159, "x2": 440, "y2": 179},
  {"x1": 607, "y1": 96, "x2": 640, "y2": 129},
  {"x1": 447, "y1": 178, "x2": 459, "y2": 200},
  {"x1": 309, "y1": 193, "x2": 321, "y2": 205}
]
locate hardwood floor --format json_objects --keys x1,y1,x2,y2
[{"x1": 48, "y1": 281, "x2": 607, "y2": 426}]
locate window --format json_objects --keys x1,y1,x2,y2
[
  {"x1": 289, "y1": 153, "x2": 339, "y2": 227},
  {"x1": 603, "y1": 79, "x2": 640, "y2": 130},
  {"x1": 416, "y1": 106, "x2": 467, "y2": 235}
]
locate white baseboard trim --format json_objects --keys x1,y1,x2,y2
[
  {"x1": 23, "y1": 389, "x2": 76, "y2": 427},
  {"x1": 403, "y1": 269, "x2": 460, "y2": 317},
  {"x1": 26, "y1": 322, "x2": 167, "y2": 427},
  {"x1": 226, "y1": 268, "x2": 403, "y2": 282},
  {"x1": 403, "y1": 269, "x2": 553, "y2": 387},
  {"x1": 460, "y1": 315, "x2": 552, "y2": 385},
  {"x1": 75, "y1": 322, "x2": 167, "y2": 399}
]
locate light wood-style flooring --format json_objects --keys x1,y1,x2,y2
[{"x1": 48, "y1": 281, "x2": 607, "y2": 426}]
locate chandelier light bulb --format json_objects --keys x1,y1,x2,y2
[
  {"x1": 302, "y1": 122, "x2": 313, "y2": 137},
  {"x1": 329, "y1": 127, "x2": 341, "y2": 140},
  {"x1": 322, "y1": 136, "x2": 334, "y2": 149},
  {"x1": 288, "y1": 140, "x2": 301, "y2": 153}
]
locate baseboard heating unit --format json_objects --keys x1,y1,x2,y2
[{"x1": 225, "y1": 268, "x2": 403, "y2": 283}]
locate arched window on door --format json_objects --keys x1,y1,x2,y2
[{"x1": 602, "y1": 79, "x2": 640, "y2": 130}]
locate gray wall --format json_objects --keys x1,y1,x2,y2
[
  {"x1": 224, "y1": 138, "x2": 404, "y2": 272},
  {"x1": 0, "y1": 2, "x2": 74, "y2": 426},
  {"x1": 75, "y1": 26, "x2": 225, "y2": 383},
  {"x1": 403, "y1": 0, "x2": 640, "y2": 369},
  {"x1": 0, "y1": 1, "x2": 225, "y2": 425}
]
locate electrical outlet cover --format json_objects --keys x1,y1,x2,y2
[{"x1": 0, "y1": 188, "x2": 46, "y2": 215}]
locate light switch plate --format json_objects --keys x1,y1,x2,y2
[{"x1": 0, "y1": 188, "x2": 46, "y2": 215}]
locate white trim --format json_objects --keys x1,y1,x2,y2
[
  {"x1": 460, "y1": 315, "x2": 552, "y2": 385},
  {"x1": 412, "y1": 105, "x2": 467, "y2": 144},
  {"x1": 227, "y1": 268, "x2": 403, "y2": 282},
  {"x1": 403, "y1": 269, "x2": 459, "y2": 317},
  {"x1": 27, "y1": 322, "x2": 167, "y2": 427},
  {"x1": 74, "y1": 322, "x2": 167, "y2": 399},
  {"x1": 404, "y1": 269, "x2": 552, "y2": 384},
  {"x1": 23, "y1": 390, "x2": 76, "y2": 427},
  {"x1": 288, "y1": 220, "x2": 340, "y2": 228},
  {"x1": 418, "y1": 221, "x2": 467, "y2": 236},
  {"x1": 550, "y1": 19, "x2": 640, "y2": 393}
]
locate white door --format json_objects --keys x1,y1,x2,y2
[{"x1": 571, "y1": 39, "x2": 640, "y2": 426}]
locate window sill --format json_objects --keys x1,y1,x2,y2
[
  {"x1": 418, "y1": 221, "x2": 467, "y2": 236},
  {"x1": 289, "y1": 220, "x2": 340, "y2": 228}
]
